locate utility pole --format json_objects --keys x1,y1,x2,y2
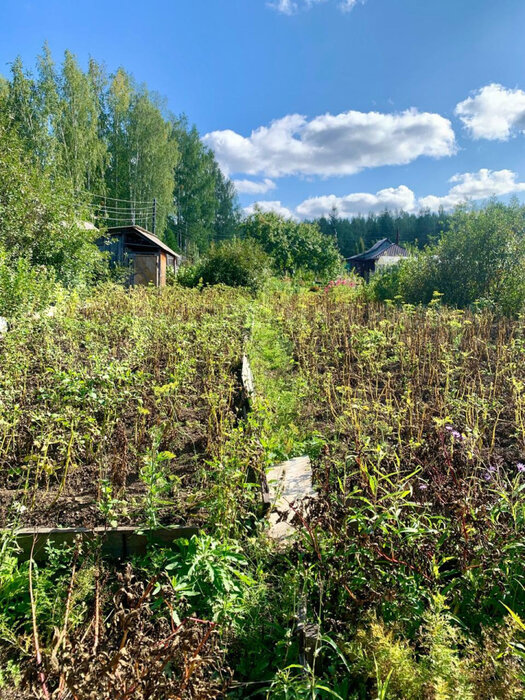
[{"x1": 152, "y1": 198, "x2": 157, "y2": 234}]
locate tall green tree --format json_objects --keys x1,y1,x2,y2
[
  {"x1": 53, "y1": 50, "x2": 107, "y2": 192},
  {"x1": 213, "y1": 160, "x2": 241, "y2": 241},
  {"x1": 243, "y1": 210, "x2": 343, "y2": 279},
  {"x1": 2, "y1": 45, "x2": 239, "y2": 244},
  {"x1": 169, "y1": 118, "x2": 239, "y2": 253},
  {"x1": 6, "y1": 57, "x2": 48, "y2": 162},
  {"x1": 315, "y1": 208, "x2": 450, "y2": 257},
  {"x1": 106, "y1": 67, "x2": 132, "y2": 202},
  {"x1": 105, "y1": 70, "x2": 178, "y2": 234},
  {"x1": 124, "y1": 92, "x2": 178, "y2": 234},
  {"x1": 0, "y1": 114, "x2": 102, "y2": 285},
  {"x1": 170, "y1": 119, "x2": 217, "y2": 253},
  {"x1": 35, "y1": 42, "x2": 60, "y2": 168}
]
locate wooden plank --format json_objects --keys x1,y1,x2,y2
[
  {"x1": 11, "y1": 525, "x2": 200, "y2": 562},
  {"x1": 159, "y1": 251, "x2": 167, "y2": 287},
  {"x1": 297, "y1": 596, "x2": 320, "y2": 671},
  {"x1": 241, "y1": 354, "x2": 255, "y2": 398},
  {"x1": 266, "y1": 455, "x2": 316, "y2": 542}
]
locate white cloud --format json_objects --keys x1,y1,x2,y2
[
  {"x1": 297, "y1": 185, "x2": 416, "y2": 218},
  {"x1": 269, "y1": 0, "x2": 297, "y2": 14},
  {"x1": 269, "y1": 0, "x2": 362, "y2": 14},
  {"x1": 293, "y1": 169, "x2": 525, "y2": 218},
  {"x1": 204, "y1": 109, "x2": 455, "y2": 179},
  {"x1": 455, "y1": 84, "x2": 525, "y2": 140},
  {"x1": 419, "y1": 169, "x2": 525, "y2": 210},
  {"x1": 244, "y1": 200, "x2": 297, "y2": 219},
  {"x1": 339, "y1": 0, "x2": 359, "y2": 11},
  {"x1": 233, "y1": 178, "x2": 277, "y2": 195}
]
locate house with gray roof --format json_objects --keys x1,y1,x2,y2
[{"x1": 346, "y1": 238, "x2": 409, "y2": 280}]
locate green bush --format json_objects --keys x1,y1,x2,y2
[
  {"x1": 242, "y1": 210, "x2": 344, "y2": 280},
  {"x1": 0, "y1": 249, "x2": 60, "y2": 317},
  {"x1": 0, "y1": 117, "x2": 103, "y2": 287},
  {"x1": 367, "y1": 263, "x2": 403, "y2": 303},
  {"x1": 368, "y1": 202, "x2": 525, "y2": 314},
  {"x1": 177, "y1": 238, "x2": 270, "y2": 292}
]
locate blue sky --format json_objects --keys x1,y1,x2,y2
[{"x1": 2, "y1": 0, "x2": 525, "y2": 219}]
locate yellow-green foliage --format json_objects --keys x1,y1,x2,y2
[
  {"x1": 347, "y1": 601, "x2": 524, "y2": 700},
  {"x1": 421, "y1": 596, "x2": 474, "y2": 700},
  {"x1": 349, "y1": 617, "x2": 425, "y2": 698}
]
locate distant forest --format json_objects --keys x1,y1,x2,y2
[{"x1": 314, "y1": 208, "x2": 451, "y2": 258}]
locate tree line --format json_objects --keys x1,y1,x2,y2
[
  {"x1": 313, "y1": 207, "x2": 451, "y2": 258},
  {"x1": 0, "y1": 44, "x2": 240, "y2": 254}
]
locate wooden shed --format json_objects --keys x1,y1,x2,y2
[
  {"x1": 347, "y1": 238, "x2": 409, "y2": 281},
  {"x1": 97, "y1": 225, "x2": 181, "y2": 287}
]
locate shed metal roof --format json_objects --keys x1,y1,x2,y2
[
  {"x1": 347, "y1": 238, "x2": 408, "y2": 262},
  {"x1": 106, "y1": 225, "x2": 181, "y2": 260}
]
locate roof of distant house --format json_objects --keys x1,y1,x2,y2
[{"x1": 347, "y1": 238, "x2": 409, "y2": 262}]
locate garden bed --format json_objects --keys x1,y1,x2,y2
[{"x1": 0, "y1": 284, "x2": 252, "y2": 531}]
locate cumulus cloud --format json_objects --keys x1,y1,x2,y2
[
  {"x1": 244, "y1": 200, "x2": 297, "y2": 219},
  {"x1": 455, "y1": 84, "x2": 525, "y2": 140},
  {"x1": 204, "y1": 109, "x2": 455, "y2": 179},
  {"x1": 293, "y1": 169, "x2": 525, "y2": 218},
  {"x1": 233, "y1": 178, "x2": 277, "y2": 195},
  {"x1": 297, "y1": 185, "x2": 416, "y2": 218},
  {"x1": 269, "y1": 0, "x2": 362, "y2": 14},
  {"x1": 419, "y1": 169, "x2": 525, "y2": 210}
]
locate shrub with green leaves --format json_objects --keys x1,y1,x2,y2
[
  {"x1": 368, "y1": 201, "x2": 525, "y2": 315},
  {"x1": 0, "y1": 116, "x2": 103, "y2": 287},
  {"x1": 243, "y1": 210, "x2": 344, "y2": 280},
  {"x1": 177, "y1": 238, "x2": 271, "y2": 292},
  {"x1": 0, "y1": 249, "x2": 60, "y2": 317}
]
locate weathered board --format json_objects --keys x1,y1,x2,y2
[
  {"x1": 11, "y1": 525, "x2": 199, "y2": 562},
  {"x1": 241, "y1": 354, "x2": 255, "y2": 398},
  {"x1": 266, "y1": 455, "x2": 316, "y2": 542}
]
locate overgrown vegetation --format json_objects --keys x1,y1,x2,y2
[
  {"x1": 0, "y1": 115, "x2": 103, "y2": 292},
  {"x1": 177, "y1": 239, "x2": 271, "y2": 293},
  {"x1": 243, "y1": 210, "x2": 344, "y2": 280},
  {"x1": 242, "y1": 284, "x2": 525, "y2": 697},
  {"x1": 1, "y1": 279, "x2": 525, "y2": 697},
  {"x1": 368, "y1": 201, "x2": 525, "y2": 315},
  {"x1": 0, "y1": 284, "x2": 254, "y2": 529}
]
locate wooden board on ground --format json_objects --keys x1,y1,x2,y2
[
  {"x1": 241, "y1": 354, "x2": 255, "y2": 398},
  {"x1": 11, "y1": 525, "x2": 200, "y2": 562},
  {"x1": 266, "y1": 455, "x2": 316, "y2": 542}
]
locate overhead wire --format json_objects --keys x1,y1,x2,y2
[
  {"x1": 85, "y1": 206, "x2": 155, "y2": 214},
  {"x1": 78, "y1": 190, "x2": 157, "y2": 205},
  {"x1": 100, "y1": 216, "x2": 152, "y2": 223},
  {"x1": 82, "y1": 200, "x2": 154, "y2": 209}
]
